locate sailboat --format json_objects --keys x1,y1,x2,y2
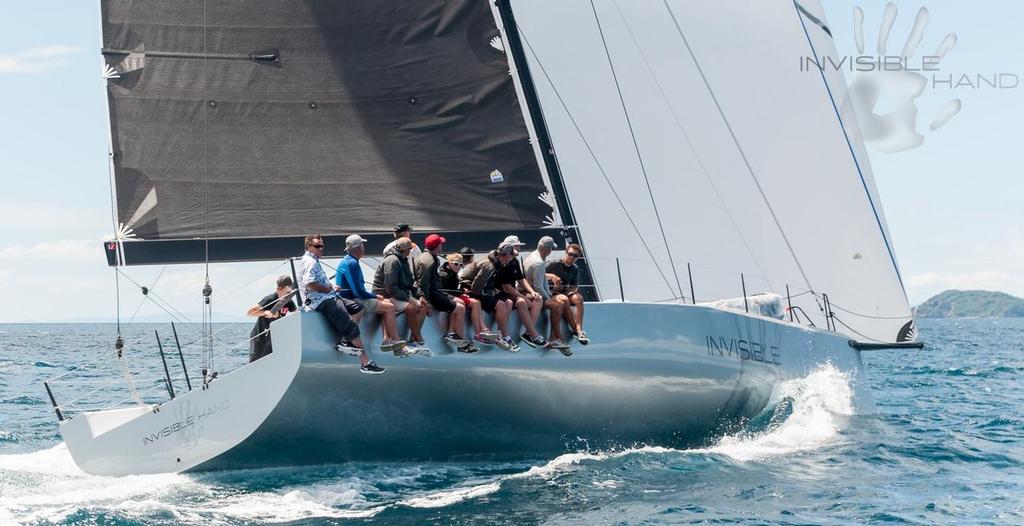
[{"x1": 55, "y1": 0, "x2": 920, "y2": 476}]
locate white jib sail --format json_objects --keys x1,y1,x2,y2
[{"x1": 512, "y1": 0, "x2": 912, "y2": 343}]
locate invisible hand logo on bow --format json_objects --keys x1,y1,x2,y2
[{"x1": 847, "y1": 3, "x2": 960, "y2": 153}]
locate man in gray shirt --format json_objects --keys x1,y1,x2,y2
[{"x1": 522, "y1": 236, "x2": 570, "y2": 353}]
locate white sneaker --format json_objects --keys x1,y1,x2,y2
[
  {"x1": 336, "y1": 342, "x2": 362, "y2": 357},
  {"x1": 395, "y1": 342, "x2": 420, "y2": 358},
  {"x1": 443, "y1": 332, "x2": 468, "y2": 347},
  {"x1": 380, "y1": 339, "x2": 407, "y2": 353}
]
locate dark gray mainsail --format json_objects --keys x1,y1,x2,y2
[{"x1": 101, "y1": 0, "x2": 560, "y2": 252}]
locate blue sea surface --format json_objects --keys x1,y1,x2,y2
[{"x1": 0, "y1": 319, "x2": 1021, "y2": 525}]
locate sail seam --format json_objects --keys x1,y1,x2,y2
[
  {"x1": 589, "y1": 0, "x2": 684, "y2": 301},
  {"x1": 517, "y1": 26, "x2": 677, "y2": 299},
  {"x1": 662, "y1": 0, "x2": 816, "y2": 297},
  {"x1": 792, "y1": 1, "x2": 909, "y2": 300}
]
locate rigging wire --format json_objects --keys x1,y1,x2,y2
[
  {"x1": 589, "y1": 0, "x2": 684, "y2": 301},
  {"x1": 516, "y1": 26, "x2": 676, "y2": 299},
  {"x1": 201, "y1": 0, "x2": 214, "y2": 386},
  {"x1": 661, "y1": 0, "x2": 819, "y2": 306},
  {"x1": 609, "y1": 0, "x2": 774, "y2": 293}
]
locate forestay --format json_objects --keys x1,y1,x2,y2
[
  {"x1": 101, "y1": 0, "x2": 560, "y2": 242},
  {"x1": 511, "y1": 0, "x2": 913, "y2": 343}
]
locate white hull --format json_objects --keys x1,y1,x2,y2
[{"x1": 60, "y1": 303, "x2": 869, "y2": 475}]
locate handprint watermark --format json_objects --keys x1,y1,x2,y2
[{"x1": 799, "y1": 3, "x2": 1015, "y2": 153}]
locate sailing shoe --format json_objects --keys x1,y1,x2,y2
[
  {"x1": 548, "y1": 339, "x2": 573, "y2": 357},
  {"x1": 443, "y1": 332, "x2": 468, "y2": 347},
  {"x1": 413, "y1": 341, "x2": 434, "y2": 358},
  {"x1": 477, "y1": 329, "x2": 501, "y2": 342},
  {"x1": 395, "y1": 342, "x2": 421, "y2": 358},
  {"x1": 575, "y1": 330, "x2": 590, "y2": 346},
  {"x1": 336, "y1": 342, "x2": 363, "y2": 357},
  {"x1": 457, "y1": 342, "x2": 479, "y2": 354},
  {"x1": 495, "y1": 336, "x2": 513, "y2": 351},
  {"x1": 548, "y1": 338, "x2": 570, "y2": 350},
  {"x1": 360, "y1": 361, "x2": 386, "y2": 375},
  {"x1": 521, "y1": 333, "x2": 548, "y2": 349},
  {"x1": 473, "y1": 333, "x2": 496, "y2": 346},
  {"x1": 380, "y1": 339, "x2": 407, "y2": 353}
]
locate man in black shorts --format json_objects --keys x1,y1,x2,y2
[
  {"x1": 462, "y1": 242, "x2": 518, "y2": 351},
  {"x1": 246, "y1": 275, "x2": 298, "y2": 362},
  {"x1": 495, "y1": 236, "x2": 547, "y2": 348},
  {"x1": 547, "y1": 243, "x2": 589, "y2": 345},
  {"x1": 416, "y1": 234, "x2": 477, "y2": 353}
]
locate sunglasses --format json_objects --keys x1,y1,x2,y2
[
  {"x1": 566, "y1": 252, "x2": 581, "y2": 258},
  {"x1": 310, "y1": 244, "x2": 324, "y2": 249}
]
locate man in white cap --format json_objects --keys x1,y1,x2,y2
[
  {"x1": 336, "y1": 234, "x2": 407, "y2": 354},
  {"x1": 495, "y1": 235, "x2": 547, "y2": 348},
  {"x1": 523, "y1": 236, "x2": 570, "y2": 354}
]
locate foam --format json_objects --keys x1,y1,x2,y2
[{"x1": 700, "y1": 363, "x2": 854, "y2": 461}]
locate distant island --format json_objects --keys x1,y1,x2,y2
[{"x1": 916, "y1": 290, "x2": 1024, "y2": 318}]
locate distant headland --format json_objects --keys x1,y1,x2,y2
[{"x1": 916, "y1": 290, "x2": 1024, "y2": 318}]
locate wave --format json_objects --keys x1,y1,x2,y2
[{"x1": 0, "y1": 365, "x2": 856, "y2": 523}]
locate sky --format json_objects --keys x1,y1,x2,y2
[{"x1": 0, "y1": 1, "x2": 1020, "y2": 322}]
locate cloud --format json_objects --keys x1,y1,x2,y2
[
  {"x1": 0, "y1": 45, "x2": 81, "y2": 74},
  {"x1": 0, "y1": 238, "x2": 103, "y2": 262},
  {"x1": 0, "y1": 202, "x2": 109, "y2": 234}
]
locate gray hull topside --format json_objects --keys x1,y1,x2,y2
[{"x1": 196, "y1": 302, "x2": 866, "y2": 470}]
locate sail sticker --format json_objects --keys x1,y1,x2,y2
[
  {"x1": 490, "y1": 35, "x2": 505, "y2": 53},
  {"x1": 537, "y1": 191, "x2": 561, "y2": 227},
  {"x1": 101, "y1": 64, "x2": 121, "y2": 79},
  {"x1": 489, "y1": 169, "x2": 504, "y2": 183}
]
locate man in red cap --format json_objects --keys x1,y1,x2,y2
[{"x1": 417, "y1": 233, "x2": 477, "y2": 353}]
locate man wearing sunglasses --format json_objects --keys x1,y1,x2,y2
[
  {"x1": 547, "y1": 243, "x2": 589, "y2": 345},
  {"x1": 298, "y1": 234, "x2": 386, "y2": 374}
]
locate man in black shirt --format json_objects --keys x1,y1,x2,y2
[
  {"x1": 546, "y1": 243, "x2": 589, "y2": 345},
  {"x1": 247, "y1": 275, "x2": 299, "y2": 361},
  {"x1": 495, "y1": 236, "x2": 547, "y2": 348}
]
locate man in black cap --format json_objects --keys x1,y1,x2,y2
[
  {"x1": 384, "y1": 223, "x2": 421, "y2": 275},
  {"x1": 246, "y1": 275, "x2": 298, "y2": 362}
]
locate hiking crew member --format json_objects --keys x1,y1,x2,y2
[
  {"x1": 440, "y1": 253, "x2": 498, "y2": 346},
  {"x1": 383, "y1": 223, "x2": 421, "y2": 276},
  {"x1": 246, "y1": 275, "x2": 298, "y2": 362},
  {"x1": 523, "y1": 236, "x2": 571, "y2": 354},
  {"x1": 416, "y1": 234, "x2": 477, "y2": 353},
  {"x1": 496, "y1": 236, "x2": 548, "y2": 349},
  {"x1": 463, "y1": 242, "x2": 518, "y2": 351},
  {"x1": 335, "y1": 234, "x2": 407, "y2": 354},
  {"x1": 297, "y1": 234, "x2": 385, "y2": 374},
  {"x1": 373, "y1": 237, "x2": 429, "y2": 354},
  {"x1": 547, "y1": 243, "x2": 589, "y2": 345}
]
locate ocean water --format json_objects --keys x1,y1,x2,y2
[{"x1": 0, "y1": 319, "x2": 1021, "y2": 525}]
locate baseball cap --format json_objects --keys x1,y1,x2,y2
[
  {"x1": 538, "y1": 236, "x2": 557, "y2": 249},
  {"x1": 459, "y1": 247, "x2": 474, "y2": 257},
  {"x1": 502, "y1": 235, "x2": 526, "y2": 247},
  {"x1": 497, "y1": 241, "x2": 516, "y2": 255},
  {"x1": 344, "y1": 234, "x2": 368, "y2": 250},
  {"x1": 446, "y1": 253, "x2": 464, "y2": 265},
  {"x1": 394, "y1": 223, "x2": 412, "y2": 234},
  {"x1": 424, "y1": 233, "x2": 446, "y2": 250},
  {"x1": 394, "y1": 237, "x2": 413, "y2": 251}
]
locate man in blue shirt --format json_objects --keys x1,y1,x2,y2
[{"x1": 336, "y1": 234, "x2": 407, "y2": 354}]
